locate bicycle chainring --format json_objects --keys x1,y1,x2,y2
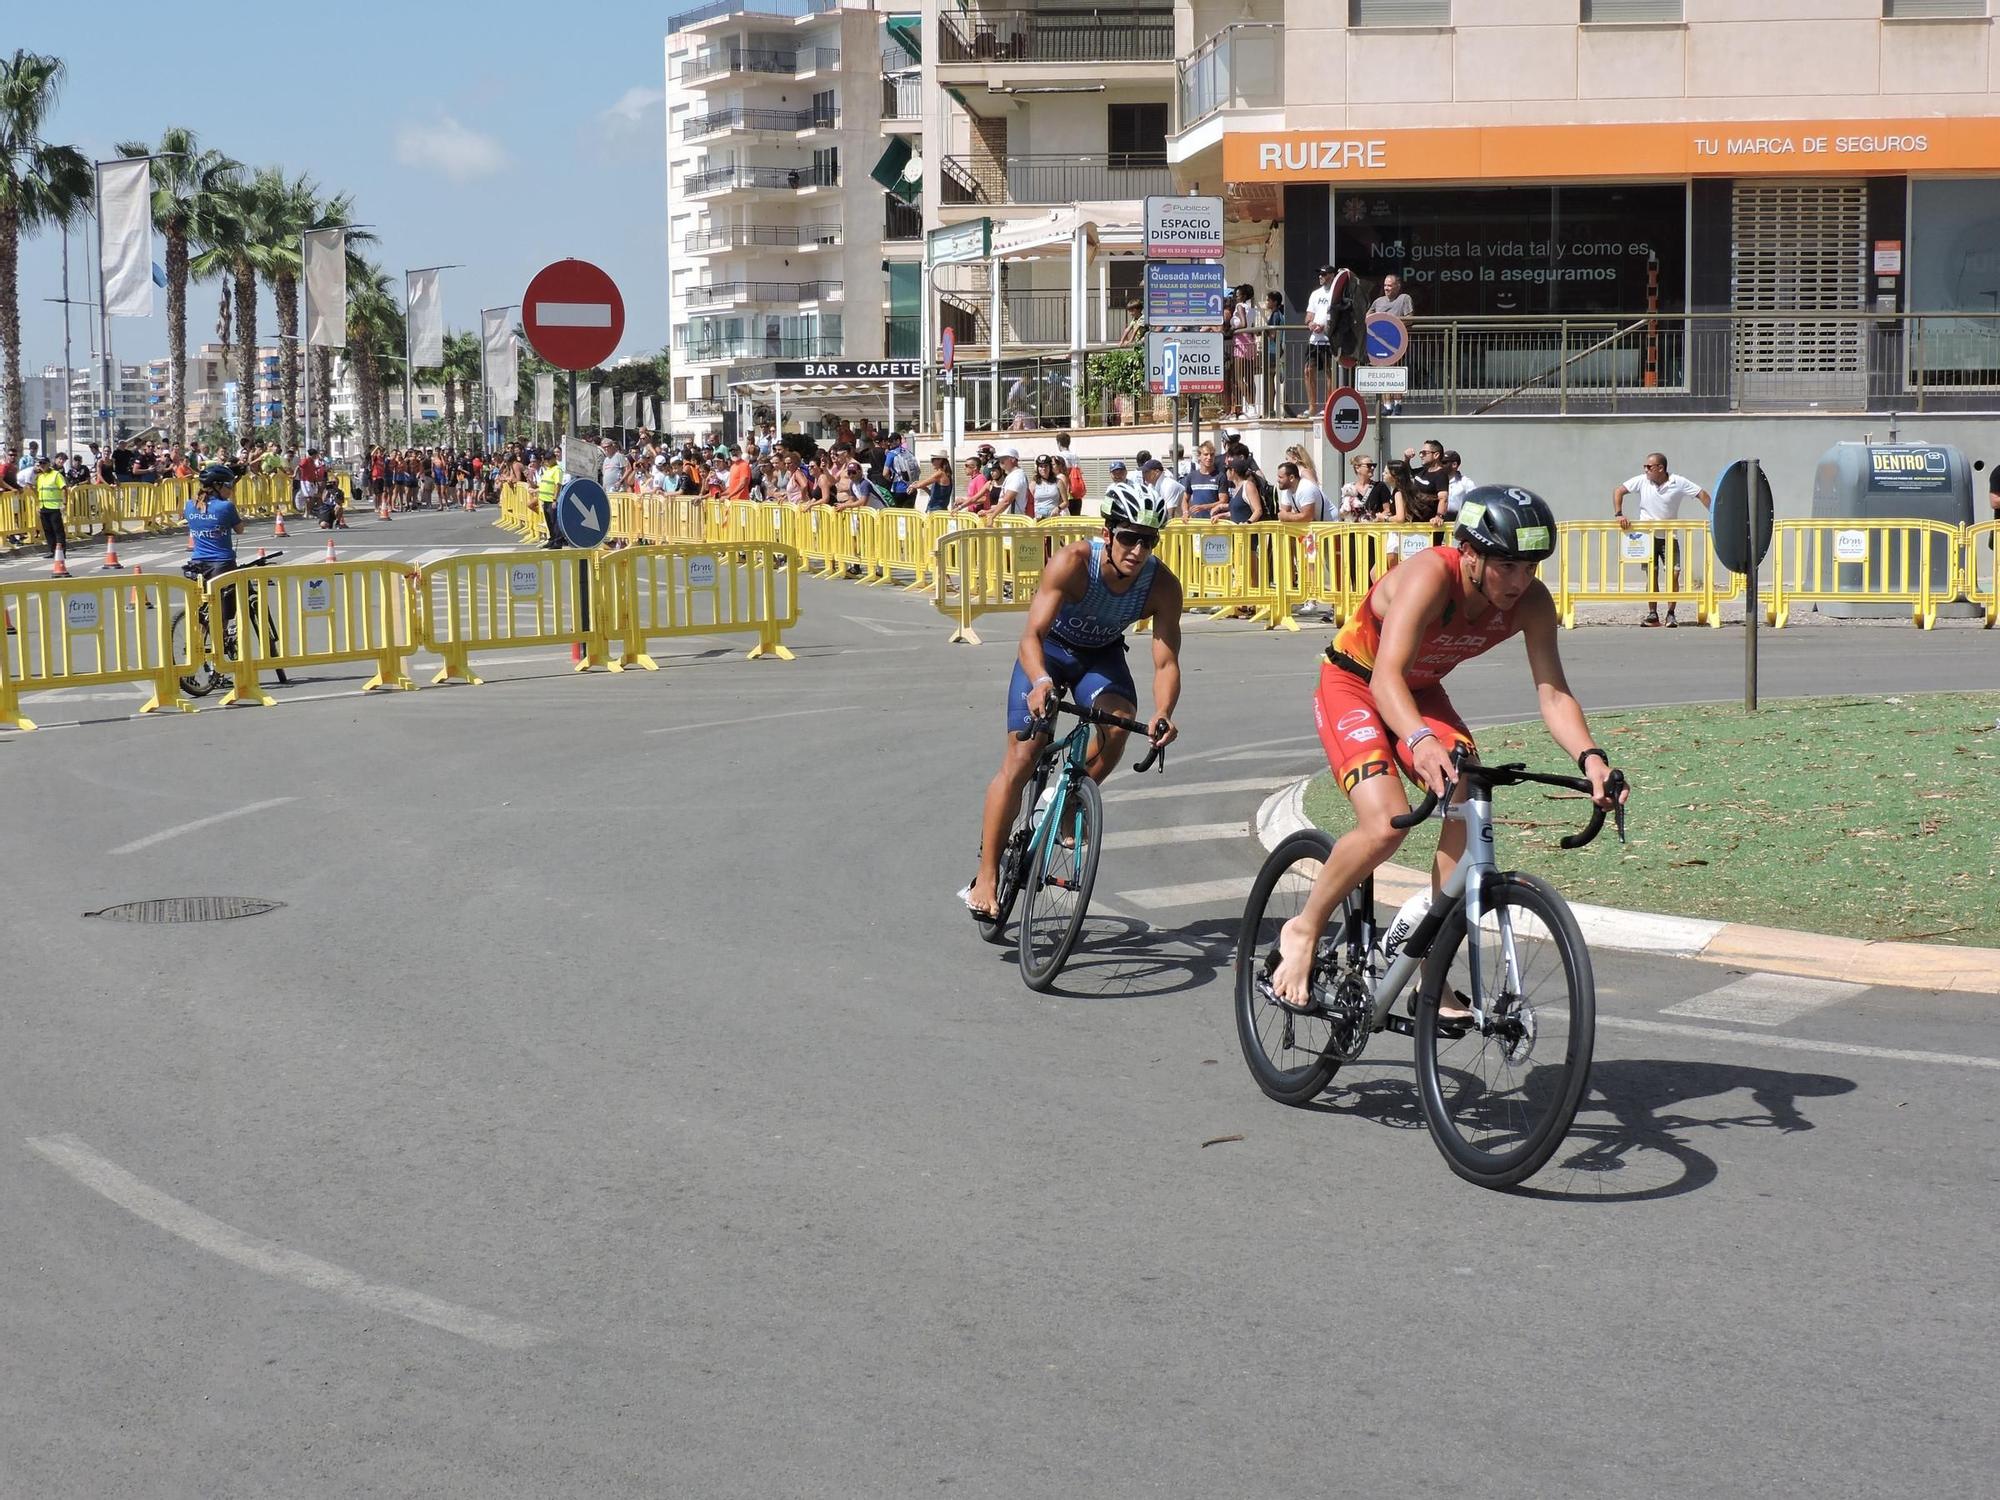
[{"x1": 1325, "y1": 972, "x2": 1373, "y2": 1064}]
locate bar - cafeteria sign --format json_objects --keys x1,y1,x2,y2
[{"x1": 1222, "y1": 116, "x2": 2000, "y2": 183}]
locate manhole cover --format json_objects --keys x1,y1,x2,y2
[{"x1": 85, "y1": 897, "x2": 285, "y2": 924}]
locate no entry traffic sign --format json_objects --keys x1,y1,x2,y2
[
  {"x1": 523, "y1": 259, "x2": 625, "y2": 370},
  {"x1": 1323, "y1": 386, "x2": 1367, "y2": 452}
]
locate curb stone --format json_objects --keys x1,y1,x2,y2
[{"x1": 1255, "y1": 777, "x2": 2000, "y2": 996}]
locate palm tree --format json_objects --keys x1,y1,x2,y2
[
  {"x1": 439, "y1": 329, "x2": 480, "y2": 446},
  {"x1": 254, "y1": 177, "x2": 373, "y2": 449},
  {"x1": 192, "y1": 168, "x2": 278, "y2": 444},
  {"x1": 112, "y1": 128, "x2": 236, "y2": 451},
  {"x1": 344, "y1": 261, "x2": 401, "y2": 451},
  {"x1": 0, "y1": 50, "x2": 90, "y2": 450}
]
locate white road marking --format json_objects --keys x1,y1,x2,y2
[
  {"x1": 1101, "y1": 821, "x2": 1247, "y2": 850},
  {"x1": 348, "y1": 549, "x2": 398, "y2": 562},
  {"x1": 1597, "y1": 1016, "x2": 2000, "y2": 1071},
  {"x1": 1115, "y1": 875, "x2": 1255, "y2": 910},
  {"x1": 26, "y1": 1134, "x2": 555, "y2": 1349},
  {"x1": 1662, "y1": 973, "x2": 1868, "y2": 1026},
  {"x1": 412, "y1": 549, "x2": 456, "y2": 568},
  {"x1": 1208, "y1": 748, "x2": 1320, "y2": 764},
  {"x1": 1107, "y1": 775, "x2": 1294, "y2": 803},
  {"x1": 110, "y1": 796, "x2": 295, "y2": 855},
  {"x1": 644, "y1": 706, "x2": 861, "y2": 736},
  {"x1": 841, "y1": 615, "x2": 930, "y2": 636}
]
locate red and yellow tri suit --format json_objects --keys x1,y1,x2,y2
[{"x1": 1314, "y1": 546, "x2": 1524, "y2": 793}]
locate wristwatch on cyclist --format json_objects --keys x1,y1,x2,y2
[{"x1": 1577, "y1": 747, "x2": 1609, "y2": 774}]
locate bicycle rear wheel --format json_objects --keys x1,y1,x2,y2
[
  {"x1": 1018, "y1": 773, "x2": 1102, "y2": 991},
  {"x1": 976, "y1": 780, "x2": 1038, "y2": 946},
  {"x1": 1234, "y1": 829, "x2": 1361, "y2": 1106},
  {"x1": 1414, "y1": 872, "x2": 1594, "y2": 1190}
]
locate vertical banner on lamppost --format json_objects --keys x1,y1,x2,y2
[
  {"x1": 598, "y1": 386, "x2": 614, "y2": 431},
  {"x1": 646, "y1": 397, "x2": 658, "y2": 432},
  {"x1": 99, "y1": 157, "x2": 156, "y2": 318},
  {"x1": 304, "y1": 229, "x2": 348, "y2": 347},
  {"x1": 534, "y1": 372, "x2": 554, "y2": 423},
  {"x1": 623, "y1": 391, "x2": 637, "y2": 429},
  {"x1": 481, "y1": 308, "x2": 516, "y2": 414},
  {"x1": 407, "y1": 269, "x2": 444, "y2": 366},
  {"x1": 581, "y1": 381, "x2": 595, "y2": 427}
]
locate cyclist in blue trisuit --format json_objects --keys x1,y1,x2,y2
[
  {"x1": 184, "y1": 462, "x2": 246, "y2": 615},
  {"x1": 964, "y1": 481, "x2": 1185, "y2": 919}
]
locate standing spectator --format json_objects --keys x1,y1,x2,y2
[
  {"x1": 885, "y1": 430, "x2": 919, "y2": 507},
  {"x1": 957, "y1": 455, "x2": 994, "y2": 516},
  {"x1": 1223, "y1": 454, "x2": 1265, "y2": 525},
  {"x1": 995, "y1": 445, "x2": 1030, "y2": 515},
  {"x1": 1004, "y1": 373, "x2": 1035, "y2": 431},
  {"x1": 1304, "y1": 265, "x2": 1338, "y2": 417},
  {"x1": 1274, "y1": 460, "x2": 1330, "y2": 523},
  {"x1": 600, "y1": 437, "x2": 629, "y2": 496},
  {"x1": 1442, "y1": 450, "x2": 1476, "y2": 519},
  {"x1": 34, "y1": 454, "x2": 66, "y2": 557},
  {"x1": 1339, "y1": 454, "x2": 1391, "y2": 520},
  {"x1": 1229, "y1": 283, "x2": 1257, "y2": 419},
  {"x1": 1370, "y1": 274, "x2": 1413, "y2": 412},
  {"x1": 536, "y1": 452, "x2": 564, "y2": 547},
  {"x1": 296, "y1": 447, "x2": 327, "y2": 526},
  {"x1": 1382, "y1": 459, "x2": 1423, "y2": 524},
  {"x1": 1402, "y1": 439, "x2": 1450, "y2": 513},
  {"x1": 1141, "y1": 457, "x2": 1184, "y2": 518},
  {"x1": 724, "y1": 445, "x2": 753, "y2": 500},
  {"x1": 1261, "y1": 290, "x2": 1288, "y2": 417},
  {"x1": 1029, "y1": 454, "x2": 1066, "y2": 520},
  {"x1": 922, "y1": 452, "x2": 954, "y2": 512},
  {"x1": 1117, "y1": 298, "x2": 1147, "y2": 346},
  {"x1": 1184, "y1": 441, "x2": 1225, "y2": 520},
  {"x1": 1614, "y1": 451, "x2": 1713, "y2": 627}
]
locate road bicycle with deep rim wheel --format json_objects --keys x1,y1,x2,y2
[
  {"x1": 975, "y1": 691, "x2": 1169, "y2": 992},
  {"x1": 1235, "y1": 750, "x2": 1628, "y2": 1190}
]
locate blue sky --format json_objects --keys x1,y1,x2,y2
[{"x1": 11, "y1": 1, "x2": 670, "y2": 370}]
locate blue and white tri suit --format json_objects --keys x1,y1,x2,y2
[{"x1": 1006, "y1": 538, "x2": 1159, "y2": 732}]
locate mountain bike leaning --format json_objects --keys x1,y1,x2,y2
[
  {"x1": 1238, "y1": 749, "x2": 1627, "y2": 1188},
  {"x1": 171, "y1": 550, "x2": 289, "y2": 699},
  {"x1": 975, "y1": 688, "x2": 1171, "y2": 989},
  {"x1": 1239, "y1": 484, "x2": 1630, "y2": 1188}
]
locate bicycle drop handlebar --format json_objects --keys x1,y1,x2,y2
[
  {"x1": 1016, "y1": 699, "x2": 1172, "y2": 774},
  {"x1": 1391, "y1": 749, "x2": 1629, "y2": 848}
]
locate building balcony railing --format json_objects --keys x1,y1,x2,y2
[
  {"x1": 686, "y1": 280, "x2": 844, "y2": 308},
  {"x1": 1177, "y1": 22, "x2": 1284, "y2": 131},
  {"x1": 682, "y1": 223, "x2": 844, "y2": 254},
  {"x1": 939, "y1": 152, "x2": 1170, "y2": 206},
  {"x1": 674, "y1": 333, "x2": 845, "y2": 363},
  {"x1": 796, "y1": 45, "x2": 841, "y2": 73},
  {"x1": 883, "y1": 76, "x2": 923, "y2": 121},
  {"x1": 683, "y1": 163, "x2": 841, "y2": 195},
  {"x1": 675, "y1": 44, "x2": 798, "y2": 79},
  {"x1": 667, "y1": 0, "x2": 831, "y2": 37},
  {"x1": 939, "y1": 7, "x2": 1174, "y2": 64},
  {"x1": 686, "y1": 397, "x2": 726, "y2": 417},
  {"x1": 885, "y1": 196, "x2": 924, "y2": 242},
  {"x1": 682, "y1": 107, "x2": 824, "y2": 140}
]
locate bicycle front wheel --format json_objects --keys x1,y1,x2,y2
[
  {"x1": 1414, "y1": 872, "x2": 1595, "y2": 1190},
  {"x1": 1018, "y1": 773, "x2": 1102, "y2": 991},
  {"x1": 1235, "y1": 829, "x2": 1355, "y2": 1106}
]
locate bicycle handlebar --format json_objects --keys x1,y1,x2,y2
[
  {"x1": 1016, "y1": 699, "x2": 1172, "y2": 774},
  {"x1": 1390, "y1": 749, "x2": 1628, "y2": 848}
]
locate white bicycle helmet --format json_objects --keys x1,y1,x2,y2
[{"x1": 1102, "y1": 479, "x2": 1169, "y2": 530}]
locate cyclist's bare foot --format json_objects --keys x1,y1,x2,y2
[
  {"x1": 1270, "y1": 916, "x2": 1320, "y2": 1010},
  {"x1": 963, "y1": 875, "x2": 1001, "y2": 920}
]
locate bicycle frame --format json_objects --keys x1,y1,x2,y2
[
  {"x1": 1356, "y1": 789, "x2": 1513, "y2": 1032},
  {"x1": 1024, "y1": 724, "x2": 1095, "y2": 871}
]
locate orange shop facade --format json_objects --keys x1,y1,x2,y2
[{"x1": 1230, "y1": 117, "x2": 2000, "y2": 375}]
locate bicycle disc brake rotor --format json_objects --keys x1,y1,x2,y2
[{"x1": 1495, "y1": 997, "x2": 1537, "y2": 1066}]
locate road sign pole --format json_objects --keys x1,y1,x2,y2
[{"x1": 1745, "y1": 457, "x2": 1760, "y2": 712}]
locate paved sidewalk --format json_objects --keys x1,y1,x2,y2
[{"x1": 1257, "y1": 776, "x2": 2000, "y2": 995}]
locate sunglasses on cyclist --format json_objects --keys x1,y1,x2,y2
[{"x1": 1111, "y1": 527, "x2": 1159, "y2": 550}]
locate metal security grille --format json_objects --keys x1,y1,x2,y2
[
  {"x1": 1883, "y1": 0, "x2": 1986, "y2": 18},
  {"x1": 1349, "y1": 0, "x2": 1451, "y2": 24},
  {"x1": 1732, "y1": 180, "x2": 1867, "y2": 402},
  {"x1": 1581, "y1": 0, "x2": 1681, "y2": 19}
]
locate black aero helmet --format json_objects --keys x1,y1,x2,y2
[
  {"x1": 1454, "y1": 484, "x2": 1557, "y2": 562},
  {"x1": 198, "y1": 462, "x2": 237, "y2": 490}
]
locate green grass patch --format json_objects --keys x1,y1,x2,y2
[{"x1": 1300, "y1": 693, "x2": 2000, "y2": 948}]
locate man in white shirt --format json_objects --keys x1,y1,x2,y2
[
  {"x1": 1304, "y1": 264, "x2": 1338, "y2": 419},
  {"x1": 1442, "y1": 450, "x2": 1476, "y2": 520},
  {"x1": 1141, "y1": 457, "x2": 1184, "y2": 517},
  {"x1": 599, "y1": 438, "x2": 629, "y2": 494},
  {"x1": 1613, "y1": 451, "x2": 1712, "y2": 627},
  {"x1": 1274, "y1": 460, "x2": 1330, "y2": 522},
  {"x1": 995, "y1": 445, "x2": 1030, "y2": 515}
]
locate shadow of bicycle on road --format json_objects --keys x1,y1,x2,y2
[
  {"x1": 982, "y1": 916, "x2": 1238, "y2": 1002},
  {"x1": 1295, "y1": 1055, "x2": 1856, "y2": 1201}
]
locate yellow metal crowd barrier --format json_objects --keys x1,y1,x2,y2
[
  {"x1": 1963, "y1": 521, "x2": 1997, "y2": 628},
  {"x1": 0, "y1": 571, "x2": 205, "y2": 730},
  {"x1": 415, "y1": 548, "x2": 609, "y2": 682},
  {"x1": 4, "y1": 470, "x2": 354, "y2": 545},
  {"x1": 931, "y1": 521, "x2": 1097, "y2": 644},
  {"x1": 498, "y1": 481, "x2": 544, "y2": 541},
  {"x1": 1551, "y1": 519, "x2": 1739, "y2": 627},
  {"x1": 1766, "y1": 517, "x2": 1963, "y2": 629},
  {"x1": 206, "y1": 560, "x2": 418, "y2": 708},
  {"x1": 599, "y1": 542, "x2": 800, "y2": 667}
]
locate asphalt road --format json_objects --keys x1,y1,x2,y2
[{"x1": 3, "y1": 511, "x2": 1994, "y2": 1497}]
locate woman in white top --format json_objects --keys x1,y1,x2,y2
[{"x1": 1029, "y1": 454, "x2": 1066, "y2": 520}]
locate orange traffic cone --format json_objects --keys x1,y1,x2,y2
[
  {"x1": 378, "y1": 496, "x2": 391, "y2": 520},
  {"x1": 127, "y1": 564, "x2": 147, "y2": 612},
  {"x1": 324, "y1": 534, "x2": 338, "y2": 564},
  {"x1": 50, "y1": 544, "x2": 70, "y2": 579},
  {"x1": 101, "y1": 532, "x2": 124, "y2": 570},
  {"x1": 273, "y1": 508, "x2": 288, "y2": 538},
  {"x1": 463, "y1": 491, "x2": 475, "y2": 513}
]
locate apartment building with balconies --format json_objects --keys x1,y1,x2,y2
[{"x1": 663, "y1": 0, "x2": 927, "y2": 437}]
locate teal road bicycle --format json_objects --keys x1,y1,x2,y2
[{"x1": 975, "y1": 691, "x2": 1169, "y2": 991}]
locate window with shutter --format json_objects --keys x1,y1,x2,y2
[
  {"x1": 1581, "y1": 0, "x2": 1681, "y2": 21},
  {"x1": 1349, "y1": 0, "x2": 1450, "y2": 25},
  {"x1": 1883, "y1": 0, "x2": 1985, "y2": 18}
]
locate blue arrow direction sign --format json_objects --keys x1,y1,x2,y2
[
  {"x1": 1145, "y1": 261, "x2": 1226, "y2": 327},
  {"x1": 557, "y1": 477, "x2": 611, "y2": 549}
]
